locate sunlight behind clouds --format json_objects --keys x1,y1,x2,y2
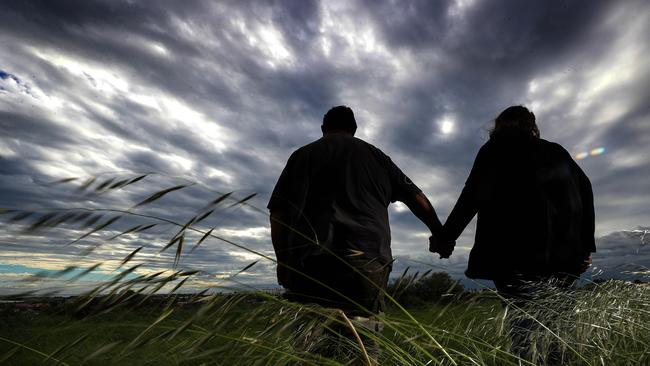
[
  {"x1": 319, "y1": 1, "x2": 387, "y2": 65},
  {"x1": 524, "y1": 3, "x2": 649, "y2": 153},
  {"x1": 439, "y1": 114, "x2": 456, "y2": 136},
  {"x1": 232, "y1": 15, "x2": 294, "y2": 69},
  {"x1": 28, "y1": 46, "x2": 130, "y2": 97}
]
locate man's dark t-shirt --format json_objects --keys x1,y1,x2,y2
[{"x1": 268, "y1": 134, "x2": 421, "y2": 268}]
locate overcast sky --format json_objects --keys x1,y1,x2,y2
[{"x1": 1, "y1": 0, "x2": 649, "y2": 294}]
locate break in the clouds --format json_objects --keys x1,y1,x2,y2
[{"x1": 1, "y1": 0, "x2": 649, "y2": 294}]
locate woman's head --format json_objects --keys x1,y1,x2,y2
[{"x1": 490, "y1": 105, "x2": 540, "y2": 139}]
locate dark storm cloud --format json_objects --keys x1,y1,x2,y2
[
  {"x1": 1, "y1": 0, "x2": 649, "y2": 293},
  {"x1": 0, "y1": 0, "x2": 337, "y2": 181},
  {"x1": 0, "y1": 111, "x2": 78, "y2": 148},
  {"x1": 361, "y1": 0, "x2": 616, "y2": 166},
  {"x1": 361, "y1": 0, "x2": 452, "y2": 47}
]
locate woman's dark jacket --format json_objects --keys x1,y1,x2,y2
[{"x1": 443, "y1": 133, "x2": 595, "y2": 280}]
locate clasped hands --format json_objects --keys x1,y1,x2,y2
[{"x1": 429, "y1": 234, "x2": 455, "y2": 259}]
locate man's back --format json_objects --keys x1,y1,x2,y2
[{"x1": 268, "y1": 134, "x2": 420, "y2": 265}]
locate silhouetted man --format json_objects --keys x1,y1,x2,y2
[
  {"x1": 438, "y1": 105, "x2": 595, "y2": 365},
  {"x1": 268, "y1": 106, "x2": 447, "y2": 361}
]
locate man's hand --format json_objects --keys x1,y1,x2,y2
[{"x1": 429, "y1": 235, "x2": 454, "y2": 259}]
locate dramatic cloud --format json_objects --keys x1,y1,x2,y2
[{"x1": 1, "y1": 0, "x2": 649, "y2": 294}]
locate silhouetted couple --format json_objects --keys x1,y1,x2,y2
[{"x1": 268, "y1": 105, "x2": 595, "y2": 365}]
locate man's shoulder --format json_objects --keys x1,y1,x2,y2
[
  {"x1": 351, "y1": 137, "x2": 391, "y2": 159},
  {"x1": 293, "y1": 136, "x2": 392, "y2": 164},
  {"x1": 289, "y1": 138, "x2": 323, "y2": 157}
]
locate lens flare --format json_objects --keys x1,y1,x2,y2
[
  {"x1": 575, "y1": 152, "x2": 589, "y2": 160},
  {"x1": 575, "y1": 147, "x2": 605, "y2": 160},
  {"x1": 590, "y1": 147, "x2": 606, "y2": 156}
]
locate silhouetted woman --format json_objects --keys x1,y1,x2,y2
[{"x1": 441, "y1": 105, "x2": 595, "y2": 364}]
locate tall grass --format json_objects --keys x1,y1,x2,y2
[{"x1": 0, "y1": 174, "x2": 648, "y2": 365}]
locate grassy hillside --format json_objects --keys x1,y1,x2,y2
[{"x1": 1, "y1": 280, "x2": 648, "y2": 365}]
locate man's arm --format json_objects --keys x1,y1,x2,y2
[
  {"x1": 270, "y1": 208, "x2": 291, "y2": 287},
  {"x1": 401, "y1": 191, "x2": 454, "y2": 259},
  {"x1": 268, "y1": 151, "x2": 300, "y2": 288},
  {"x1": 382, "y1": 152, "x2": 453, "y2": 258},
  {"x1": 441, "y1": 144, "x2": 492, "y2": 256},
  {"x1": 401, "y1": 191, "x2": 443, "y2": 238}
]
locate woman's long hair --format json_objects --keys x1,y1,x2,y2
[{"x1": 489, "y1": 105, "x2": 540, "y2": 139}]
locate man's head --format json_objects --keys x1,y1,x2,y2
[
  {"x1": 322, "y1": 106, "x2": 357, "y2": 136},
  {"x1": 490, "y1": 105, "x2": 540, "y2": 139}
]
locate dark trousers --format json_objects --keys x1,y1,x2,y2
[
  {"x1": 494, "y1": 275, "x2": 576, "y2": 366},
  {"x1": 285, "y1": 254, "x2": 391, "y2": 316},
  {"x1": 285, "y1": 254, "x2": 390, "y2": 363}
]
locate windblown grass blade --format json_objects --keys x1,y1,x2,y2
[
  {"x1": 109, "y1": 225, "x2": 143, "y2": 240},
  {"x1": 178, "y1": 270, "x2": 199, "y2": 277},
  {"x1": 81, "y1": 214, "x2": 103, "y2": 228},
  {"x1": 134, "y1": 184, "x2": 189, "y2": 207},
  {"x1": 161, "y1": 233, "x2": 183, "y2": 253},
  {"x1": 77, "y1": 176, "x2": 96, "y2": 192},
  {"x1": 0, "y1": 345, "x2": 21, "y2": 364},
  {"x1": 171, "y1": 216, "x2": 196, "y2": 241},
  {"x1": 9, "y1": 211, "x2": 33, "y2": 222},
  {"x1": 110, "y1": 264, "x2": 142, "y2": 284},
  {"x1": 190, "y1": 227, "x2": 213, "y2": 253},
  {"x1": 347, "y1": 249, "x2": 365, "y2": 257},
  {"x1": 421, "y1": 269, "x2": 433, "y2": 279},
  {"x1": 173, "y1": 235, "x2": 185, "y2": 268},
  {"x1": 56, "y1": 266, "x2": 78, "y2": 277},
  {"x1": 47, "y1": 177, "x2": 78, "y2": 185},
  {"x1": 123, "y1": 308, "x2": 175, "y2": 353},
  {"x1": 170, "y1": 277, "x2": 189, "y2": 294},
  {"x1": 228, "y1": 193, "x2": 256, "y2": 207},
  {"x1": 232, "y1": 260, "x2": 259, "y2": 277},
  {"x1": 145, "y1": 270, "x2": 165, "y2": 281},
  {"x1": 167, "y1": 318, "x2": 194, "y2": 341},
  {"x1": 108, "y1": 178, "x2": 129, "y2": 189},
  {"x1": 24, "y1": 270, "x2": 48, "y2": 281},
  {"x1": 120, "y1": 246, "x2": 143, "y2": 267},
  {"x1": 133, "y1": 223, "x2": 157, "y2": 233},
  {"x1": 25, "y1": 212, "x2": 57, "y2": 232},
  {"x1": 124, "y1": 174, "x2": 148, "y2": 186},
  {"x1": 210, "y1": 192, "x2": 232, "y2": 205},
  {"x1": 70, "y1": 215, "x2": 122, "y2": 244},
  {"x1": 95, "y1": 177, "x2": 116, "y2": 191},
  {"x1": 69, "y1": 211, "x2": 91, "y2": 224},
  {"x1": 194, "y1": 209, "x2": 214, "y2": 224},
  {"x1": 82, "y1": 341, "x2": 122, "y2": 363},
  {"x1": 44, "y1": 333, "x2": 89, "y2": 362},
  {"x1": 70, "y1": 263, "x2": 101, "y2": 281},
  {"x1": 23, "y1": 211, "x2": 76, "y2": 231},
  {"x1": 49, "y1": 212, "x2": 77, "y2": 227}
]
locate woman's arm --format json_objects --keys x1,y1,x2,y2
[{"x1": 442, "y1": 144, "x2": 492, "y2": 248}]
